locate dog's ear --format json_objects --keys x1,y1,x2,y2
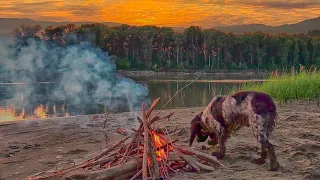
[{"x1": 189, "y1": 112, "x2": 203, "y2": 146}]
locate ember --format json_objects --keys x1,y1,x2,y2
[{"x1": 27, "y1": 97, "x2": 225, "y2": 180}]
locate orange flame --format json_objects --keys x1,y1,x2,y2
[
  {"x1": 0, "y1": 107, "x2": 22, "y2": 121},
  {"x1": 0, "y1": 103, "x2": 69, "y2": 121},
  {"x1": 152, "y1": 131, "x2": 172, "y2": 161},
  {"x1": 34, "y1": 105, "x2": 47, "y2": 119}
]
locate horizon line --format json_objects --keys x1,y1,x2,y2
[{"x1": 1, "y1": 15, "x2": 319, "y2": 29}]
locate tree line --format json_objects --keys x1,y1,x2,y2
[{"x1": 10, "y1": 23, "x2": 320, "y2": 71}]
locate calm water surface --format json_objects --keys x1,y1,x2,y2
[{"x1": 0, "y1": 73, "x2": 264, "y2": 119}]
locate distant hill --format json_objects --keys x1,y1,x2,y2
[
  {"x1": 214, "y1": 16, "x2": 320, "y2": 35},
  {"x1": 0, "y1": 18, "x2": 122, "y2": 36},
  {"x1": 0, "y1": 16, "x2": 319, "y2": 35}
]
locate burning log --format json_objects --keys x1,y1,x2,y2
[
  {"x1": 141, "y1": 103, "x2": 150, "y2": 180},
  {"x1": 27, "y1": 97, "x2": 224, "y2": 180}
]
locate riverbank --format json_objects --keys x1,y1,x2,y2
[
  {"x1": 116, "y1": 69, "x2": 269, "y2": 77},
  {"x1": 1, "y1": 101, "x2": 319, "y2": 180}
]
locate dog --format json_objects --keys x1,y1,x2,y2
[{"x1": 189, "y1": 90, "x2": 280, "y2": 171}]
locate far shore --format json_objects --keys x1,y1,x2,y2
[{"x1": 116, "y1": 69, "x2": 270, "y2": 77}]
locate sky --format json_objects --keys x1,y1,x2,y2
[{"x1": 1, "y1": 0, "x2": 320, "y2": 28}]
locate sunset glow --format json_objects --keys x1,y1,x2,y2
[{"x1": 1, "y1": 0, "x2": 320, "y2": 28}]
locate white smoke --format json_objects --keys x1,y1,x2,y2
[{"x1": 0, "y1": 37, "x2": 151, "y2": 117}]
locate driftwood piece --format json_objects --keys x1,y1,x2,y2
[
  {"x1": 148, "y1": 134, "x2": 160, "y2": 179},
  {"x1": 66, "y1": 158, "x2": 143, "y2": 180},
  {"x1": 173, "y1": 147, "x2": 200, "y2": 173},
  {"x1": 119, "y1": 98, "x2": 160, "y2": 164},
  {"x1": 150, "y1": 112, "x2": 174, "y2": 125},
  {"x1": 167, "y1": 154, "x2": 183, "y2": 161},
  {"x1": 129, "y1": 169, "x2": 142, "y2": 180},
  {"x1": 175, "y1": 145, "x2": 224, "y2": 167},
  {"x1": 88, "y1": 156, "x2": 117, "y2": 168},
  {"x1": 194, "y1": 162, "x2": 216, "y2": 172},
  {"x1": 148, "y1": 141, "x2": 160, "y2": 179},
  {"x1": 146, "y1": 97, "x2": 160, "y2": 118},
  {"x1": 142, "y1": 103, "x2": 149, "y2": 180},
  {"x1": 28, "y1": 136, "x2": 130, "y2": 180},
  {"x1": 94, "y1": 135, "x2": 130, "y2": 161},
  {"x1": 173, "y1": 147, "x2": 215, "y2": 172},
  {"x1": 119, "y1": 123, "x2": 143, "y2": 164}
]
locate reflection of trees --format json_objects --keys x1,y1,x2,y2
[
  {"x1": 2, "y1": 81, "x2": 241, "y2": 116},
  {"x1": 149, "y1": 81, "x2": 239, "y2": 109}
]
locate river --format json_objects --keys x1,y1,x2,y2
[{"x1": 0, "y1": 73, "x2": 264, "y2": 120}]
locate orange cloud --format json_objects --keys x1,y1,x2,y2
[{"x1": 1, "y1": 0, "x2": 320, "y2": 27}]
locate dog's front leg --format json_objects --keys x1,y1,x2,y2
[
  {"x1": 252, "y1": 144, "x2": 267, "y2": 165},
  {"x1": 211, "y1": 127, "x2": 228, "y2": 159}
]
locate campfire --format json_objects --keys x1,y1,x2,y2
[{"x1": 27, "y1": 97, "x2": 224, "y2": 180}]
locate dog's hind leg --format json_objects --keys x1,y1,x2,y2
[
  {"x1": 250, "y1": 114, "x2": 280, "y2": 171},
  {"x1": 252, "y1": 144, "x2": 267, "y2": 165}
]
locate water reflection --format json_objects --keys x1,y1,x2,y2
[
  {"x1": 148, "y1": 81, "x2": 241, "y2": 109},
  {"x1": 0, "y1": 75, "x2": 253, "y2": 120}
]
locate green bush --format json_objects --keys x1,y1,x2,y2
[{"x1": 116, "y1": 58, "x2": 131, "y2": 70}]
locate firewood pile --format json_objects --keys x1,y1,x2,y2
[{"x1": 27, "y1": 98, "x2": 224, "y2": 180}]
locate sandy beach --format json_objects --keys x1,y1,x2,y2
[{"x1": 0, "y1": 101, "x2": 319, "y2": 180}]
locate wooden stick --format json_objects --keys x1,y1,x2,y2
[
  {"x1": 119, "y1": 98, "x2": 160, "y2": 164},
  {"x1": 167, "y1": 154, "x2": 183, "y2": 161},
  {"x1": 173, "y1": 147, "x2": 200, "y2": 173},
  {"x1": 83, "y1": 152, "x2": 118, "y2": 168},
  {"x1": 94, "y1": 135, "x2": 130, "y2": 161},
  {"x1": 148, "y1": 135, "x2": 160, "y2": 180},
  {"x1": 194, "y1": 162, "x2": 215, "y2": 172},
  {"x1": 91, "y1": 156, "x2": 117, "y2": 168},
  {"x1": 27, "y1": 136, "x2": 130, "y2": 180},
  {"x1": 153, "y1": 75, "x2": 200, "y2": 118},
  {"x1": 129, "y1": 169, "x2": 142, "y2": 180},
  {"x1": 173, "y1": 147, "x2": 214, "y2": 172},
  {"x1": 149, "y1": 112, "x2": 174, "y2": 125},
  {"x1": 66, "y1": 158, "x2": 143, "y2": 180},
  {"x1": 142, "y1": 103, "x2": 149, "y2": 180},
  {"x1": 119, "y1": 123, "x2": 143, "y2": 164},
  {"x1": 146, "y1": 97, "x2": 160, "y2": 118},
  {"x1": 175, "y1": 145, "x2": 225, "y2": 167}
]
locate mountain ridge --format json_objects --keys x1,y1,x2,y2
[
  {"x1": 214, "y1": 16, "x2": 320, "y2": 34},
  {"x1": 1, "y1": 16, "x2": 319, "y2": 35}
]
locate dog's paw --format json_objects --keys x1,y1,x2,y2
[
  {"x1": 268, "y1": 161, "x2": 280, "y2": 171},
  {"x1": 211, "y1": 151, "x2": 225, "y2": 159},
  {"x1": 251, "y1": 158, "x2": 266, "y2": 165}
]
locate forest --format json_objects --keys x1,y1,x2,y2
[{"x1": 9, "y1": 23, "x2": 320, "y2": 71}]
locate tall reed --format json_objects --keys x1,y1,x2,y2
[{"x1": 234, "y1": 65, "x2": 320, "y2": 105}]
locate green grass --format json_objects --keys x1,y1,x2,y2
[{"x1": 233, "y1": 66, "x2": 320, "y2": 104}]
